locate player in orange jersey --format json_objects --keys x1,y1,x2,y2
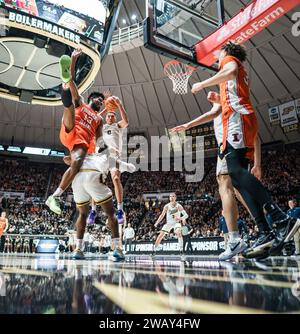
[
  {"x1": 46, "y1": 49, "x2": 104, "y2": 215},
  {"x1": 191, "y1": 41, "x2": 300, "y2": 257}
]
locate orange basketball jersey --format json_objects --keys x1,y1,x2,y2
[
  {"x1": 0, "y1": 217, "x2": 7, "y2": 236},
  {"x1": 60, "y1": 103, "x2": 101, "y2": 153},
  {"x1": 219, "y1": 55, "x2": 258, "y2": 151}
]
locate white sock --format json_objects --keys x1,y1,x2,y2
[
  {"x1": 92, "y1": 204, "x2": 96, "y2": 211},
  {"x1": 229, "y1": 231, "x2": 240, "y2": 242},
  {"x1": 53, "y1": 187, "x2": 64, "y2": 197},
  {"x1": 118, "y1": 203, "x2": 123, "y2": 211},
  {"x1": 178, "y1": 237, "x2": 183, "y2": 251},
  {"x1": 112, "y1": 238, "x2": 119, "y2": 248},
  {"x1": 76, "y1": 239, "x2": 83, "y2": 250}
]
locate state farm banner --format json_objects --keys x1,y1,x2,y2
[
  {"x1": 295, "y1": 98, "x2": 300, "y2": 116},
  {"x1": 279, "y1": 101, "x2": 298, "y2": 128},
  {"x1": 195, "y1": 0, "x2": 300, "y2": 66},
  {"x1": 268, "y1": 106, "x2": 280, "y2": 125}
]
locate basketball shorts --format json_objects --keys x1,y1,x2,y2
[
  {"x1": 162, "y1": 222, "x2": 182, "y2": 233},
  {"x1": 72, "y1": 171, "x2": 112, "y2": 207},
  {"x1": 60, "y1": 122, "x2": 95, "y2": 154}
]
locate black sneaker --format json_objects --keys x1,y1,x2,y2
[
  {"x1": 242, "y1": 231, "x2": 274, "y2": 259},
  {"x1": 269, "y1": 218, "x2": 300, "y2": 256}
]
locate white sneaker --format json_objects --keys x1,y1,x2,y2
[{"x1": 219, "y1": 238, "x2": 248, "y2": 261}]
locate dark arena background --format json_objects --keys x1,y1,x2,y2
[{"x1": 0, "y1": 0, "x2": 300, "y2": 321}]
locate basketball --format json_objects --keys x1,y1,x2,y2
[{"x1": 105, "y1": 96, "x2": 119, "y2": 112}]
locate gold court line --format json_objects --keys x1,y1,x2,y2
[{"x1": 94, "y1": 282, "x2": 273, "y2": 314}]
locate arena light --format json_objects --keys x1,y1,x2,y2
[
  {"x1": 7, "y1": 146, "x2": 22, "y2": 153},
  {"x1": 0, "y1": 145, "x2": 4, "y2": 151},
  {"x1": 23, "y1": 147, "x2": 51, "y2": 156}
]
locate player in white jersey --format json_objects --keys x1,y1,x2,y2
[
  {"x1": 87, "y1": 95, "x2": 129, "y2": 226},
  {"x1": 68, "y1": 152, "x2": 135, "y2": 261},
  {"x1": 171, "y1": 92, "x2": 263, "y2": 260},
  {"x1": 153, "y1": 193, "x2": 189, "y2": 259}
]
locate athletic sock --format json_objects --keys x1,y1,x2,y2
[
  {"x1": 76, "y1": 239, "x2": 83, "y2": 250},
  {"x1": 112, "y1": 238, "x2": 120, "y2": 249},
  {"x1": 118, "y1": 203, "x2": 124, "y2": 211},
  {"x1": 91, "y1": 203, "x2": 96, "y2": 211},
  {"x1": 228, "y1": 231, "x2": 240, "y2": 242},
  {"x1": 178, "y1": 237, "x2": 183, "y2": 251},
  {"x1": 53, "y1": 187, "x2": 64, "y2": 197}
]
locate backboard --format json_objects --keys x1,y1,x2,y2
[{"x1": 144, "y1": 0, "x2": 225, "y2": 71}]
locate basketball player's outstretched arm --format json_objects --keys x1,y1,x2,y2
[
  {"x1": 170, "y1": 102, "x2": 221, "y2": 133},
  {"x1": 154, "y1": 205, "x2": 168, "y2": 227},
  {"x1": 191, "y1": 61, "x2": 238, "y2": 94},
  {"x1": 114, "y1": 97, "x2": 129, "y2": 128}
]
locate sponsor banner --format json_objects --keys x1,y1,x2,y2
[
  {"x1": 295, "y1": 98, "x2": 300, "y2": 116},
  {"x1": 195, "y1": 0, "x2": 300, "y2": 66},
  {"x1": 1, "y1": 0, "x2": 105, "y2": 44},
  {"x1": 268, "y1": 106, "x2": 280, "y2": 125},
  {"x1": 126, "y1": 237, "x2": 225, "y2": 255},
  {"x1": 0, "y1": 191, "x2": 25, "y2": 199},
  {"x1": 279, "y1": 100, "x2": 298, "y2": 128}
]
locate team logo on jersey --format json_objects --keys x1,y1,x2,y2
[{"x1": 232, "y1": 133, "x2": 241, "y2": 142}]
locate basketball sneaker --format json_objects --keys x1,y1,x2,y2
[
  {"x1": 109, "y1": 248, "x2": 125, "y2": 262},
  {"x1": 59, "y1": 55, "x2": 71, "y2": 83},
  {"x1": 87, "y1": 210, "x2": 96, "y2": 225},
  {"x1": 219, "y1": 238, "x2": 248, "y2": 261},
  {"x1": 72, "y1": 248, "x2": 85, "y2": 260},
  {"x1": 269, "y1": 218, "x2": 300, "y2": 256},
  {"x1": 45, "y1": 195, "x2": 62, "y2": 215},
  {"x1": 117, "y1": 209, "x2": 124, "y2": 225},
  {"x1": 242, "y1": 231, "x2": 275, "y2": 259}
]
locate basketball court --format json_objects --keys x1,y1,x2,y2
[{"x1": 0, "y1": 0, "x2": 300, "y2": 318}]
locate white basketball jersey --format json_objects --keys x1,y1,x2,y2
[
  {"x1": 103, "y1": 123, "x2": 123, "y2": 155},
  {"x1": 213, "y1": 113, "x2": 223, "y2": 146},
  {"x1": 166, "y1": 202, "x2": 181, "y2": 224}
]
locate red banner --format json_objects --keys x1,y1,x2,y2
[{"x1": 195, "y1": 0, "x2": 300, "y2": 66}]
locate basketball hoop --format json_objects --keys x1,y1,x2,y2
[{"x1": 164, "y1": 60, "x2": 196, "y2": 95}]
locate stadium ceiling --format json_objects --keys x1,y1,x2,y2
[{"x1": 0, "y1": 0, "x2": 300, "y2": 150}]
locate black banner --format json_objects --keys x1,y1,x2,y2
[{"x1": 125, "y1": 237, "x2": 225, "y2": 255}]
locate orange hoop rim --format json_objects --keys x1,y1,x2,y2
[{"x1": 164, "y1": 60, "x2": 196, "y2": 76}]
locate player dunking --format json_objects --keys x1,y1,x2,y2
[
  {"x1": 153, "y1": 193, "x2": 189, "y2": 259},
  {"x1": 46, "y1": 49, "x2": 104, "y2": 215},
  {"x1": 87, "y1": 98, "x2": 129, "y2": 225},
  {"x1": 191, "y1": 41, "x2": 300, "y2": 256}
]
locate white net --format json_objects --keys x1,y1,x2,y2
[{"x1": 164, "y1": 60, "x2": 196, "y2": 95}]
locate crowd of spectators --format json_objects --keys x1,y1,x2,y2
[{"x1": 0, "y1": 143, "x2": 299, "y2": 247}]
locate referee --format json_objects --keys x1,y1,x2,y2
[{"x1": 181, "y1": 221, "x2": 193, "y2": 254}]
